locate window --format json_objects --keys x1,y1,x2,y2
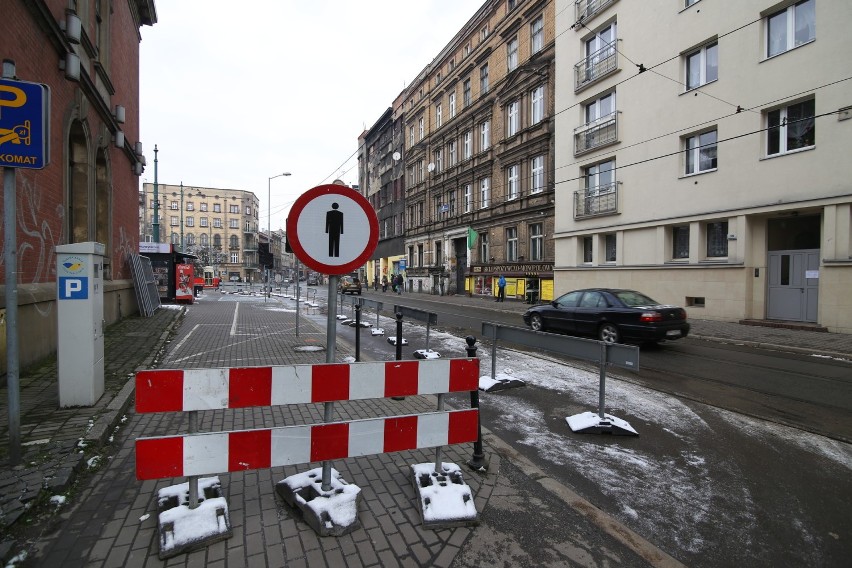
[
  {"x1": 463, "y1": 78, "x2": 471, "y2": 107},
  {"x1": 685, "y1": 129, "x2": 717, "y2": 174},
  {"x1": 171, "y1": 233, "x2": 180, "y2": 244},
  {"x1": 230, "y1": 219, "x2": 239, "y2": 229},
  {"x1": 605, "y1": 234, "x2": 617, "y2": 262},
  {"x1": 409, "y1": 125, "x2": 415, "y2": 145},
  {"x1": 200, "y1": 217, "x2": 208, "y2": 227},
  {"x1": 448, "y1": 189, "x2": 457, "y2": 215},
  {"x1": 507, "y1": 165, "x2": 519, "y2": 200},
  {"x1": 434, "y1": 149, "x2": 443, "y2": 172},
  {"x1": 448, "y1": 140, "x2": 457, "y2": 166},
  {"x1": 230, "y1": 252, "x2": 239, "y2": 264},
  {"x1": 246, "y1": 206, "x2": 251, "y2": 215},
  {"x1": 186, "y1": 202, "x2": 194, "y2": 211},
  {"x1": 531, "y1": 16, "x2": 544, "y2": 54},
  {"x1": 229, "y1": 204, "x2": 239, "y2": 214},
  {"x1": 507, "y1": 36, "x2": 519, "y2": 71},
  {"x1": 508, "y1": 0, "x2": 517, "y2": 9},
  {"x1": 149, "y1": 199, "x2": 157, "y2": 209},
  {"x1": 767, "y1": 99, "x2": 815, "y2": 155},
  {"x1": 530, "y1": 155, "x2": 545, "y2": 193},
  {"x1": 685, "y1": 42, "x2": 718, "y2": 90},
  {"x1": 200, "y1": 233, "x2": 209, "y2": 247},
  {"x1": 170, "y1": 201, "x2": 178, "y2": 210},
  {"x1": 448, "y1": 57, "x2": 455, "y2": 71},
  {"x1": 435, "y1": 71, "x2": 442, "y2": 86},
  {"x1": 463, "y1": 131, "x2": 472, "y2": 159},
  {"x1": 186, "y1": 216, "x2": 194, "y2": 227},
  {"x1": 186, "y1": 233, "x2": 195, "y2": 246},
  {"x1": 586, "y1": 23, "x2": 617, "y2": 63},
  {"x1": 418, "y1": 202, "x2": 424, "y2": 225},
  {"x1": 418, "y1": 244, "x2": 424, "y2": 267},
  {"x1": 706, "y1": 221, "x2": 728, "y2": 257},
  {"x1": 435, "y1": 241, "x2": 442, "y2": 266},
  {"x1": 418, "y1": 160, "x2": 424, "y2": 182},
  {"x1": 585, "y1": 159, "x2": 615, "y2": 193},
  {"x1": 480, "y1": 24, "x2": 489, "y2": 42},
  {"x1": 449, "y1": 92, "x2": 456, "y2": 118},
  {"x1": 583, "y1": 236, "x2": 593, "y2": 263},
  {"x1": 530, "y1": 223, "x2": 543, "y2": 261},
  {"x1": 672, "y1": 225, "x2": 690, "y2": 259},
  {"x1": 479, "y1": 178, "x2": 490, "y2": 208},
  {"x1": 464, "y1": 184, "x2": 472, "y2": 213},
  {"x1": 766, "y1": 0, "x2": 815, "y2": 58},
  {"x1": 214, "y1": 218, "x2": 222, "y2": 228},
  {"x1": 685, "y1": 0, "x2": 700, "y2": 7},
  {"x1": 170, "y1": 216, "x2": 178, "y2": 226},
  {"x1": 480, "y1": 64, "x2": 489, "y2": 95},
  {"x1": 507, "y1": 100, "x2": 520, "y2": 136},
  {"x1": 464, "y1": 42, "x2": 472, "y2": 58},
  {"x1": 585, "y1": 91, "x2": 615, "y2": 124},
  {"x1": 480, "y1": 120, "x2": 491, "y2": 150},
  {"x1": 531, "y1": 85, "x2": 545, "y2": 124},
  {"x1": 436, "y1": 103, "x2": 443, "y2": 128},
  {"x1": 418, "y1": 117, "x2": 424, "y2": 140},
  {"x1": 506, "y1": 228, "x2": 518, "y2": 261},
  {"x1": 200, "y1": 203, "x2": 208, "y2": 212},
  {"x1": 213, "y1": 203, "x2": 221, "y2": 213},
  {"x1": 480, "y1": 232, "x2": 489, "y2": 263}
]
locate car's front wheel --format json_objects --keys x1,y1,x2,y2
[
  {"x1": 598, "y1": 322, "x2": 620, "y2": 344},
  {"x1": 529, "y1": 313, "x2": 545, "y2": 332}
]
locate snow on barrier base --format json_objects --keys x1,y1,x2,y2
[
  {"x1": 275, "y1": 467, "x2": 362, "y2": 537},
  {"x1": 566, "y1": 411, "x2": 638, "y2": 436},
  {"x1": 156, "y1": 477, "x2": 232, "y2": 560},
  {"x1": 410, "y1": 462, "x2": 478, "y2": 529}
]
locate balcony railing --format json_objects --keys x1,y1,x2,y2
[
  {"x1": 575, "y1": 41, "x2": 618, "y2": 92},
  {"x1": 574, "y1": 112, "x2": 618, "y2": 156},
  {"x1": 575, "y1": 0, "x2": 617, "y2": 24},
  {"x1": 574, "y1": 182, "x2": 618, "y2": 219}
]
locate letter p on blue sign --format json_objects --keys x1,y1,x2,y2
[{"x1": 59, "y1": 277, "x2": 88, "y2": 299}]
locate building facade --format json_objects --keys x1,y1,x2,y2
[
  {"x1": 554, "y1": 0, "x2": 852, "y2": 332},
  {"x1": 139, "y1": 183, "x2": 263, "y2": 284},
  {"x1": 1, "y1": 1, "x2": 156, "y2": 369},
  {"x1": 394, "y1": 0, "x2": 557, "y2": 300}
]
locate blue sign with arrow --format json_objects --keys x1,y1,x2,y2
[{"x1": 0, "y1": 78, "x2": 50, "y2": 169}]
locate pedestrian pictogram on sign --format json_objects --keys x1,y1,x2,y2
[
  {"x1": 0, "y1": 78, "x2": 50, "y2": 169},
  {"x1": 286, "y1": 184, "x2": 378, "y2": 275}
]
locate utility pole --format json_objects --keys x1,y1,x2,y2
[{"x1": 152, "y1": 145, "x2": 160, "y2": 242}]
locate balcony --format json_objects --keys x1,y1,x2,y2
[
  {"x1": 574, "y1": 183, "x2": 618, "y2": 219},
  {"x1": 574, "y1": 112, "x2": 618, "y2": 156},
  {"x1": 575, "y1": 41, "x2": 618, "y2": 92},
  {"x1": 575, "y1": 0, "x2": 617, "y2": 24}
]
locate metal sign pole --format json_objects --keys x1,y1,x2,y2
[
  {"x1": 295, "y1": 259, "x2": 300, "y2": 336},
  {"x1": 599, "y1": 343, "x2": 607, "y2": 420},
  {"x1": 321, "y1": 275, "x2": 339, "y2": 491},
  {"x1": 4, "y1": 161, "x2": 20, "y2": 465}
]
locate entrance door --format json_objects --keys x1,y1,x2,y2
[
  {"x1": 453, "y1": 238, "x2": 467, "y2": 295},
  {"x1": 767, "y1": 249, "x2": 819, "y2": 322}
]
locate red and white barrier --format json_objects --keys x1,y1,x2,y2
[
  {"x1": 136, "y1": 409, "x2": 478, "y2": 480},
  {"x1": 136, "y1": 359, "x2": 479, "y2": 413}
]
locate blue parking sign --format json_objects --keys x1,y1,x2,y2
[
  {"x1": 59, "y1": 277, "x2": 88, "y2": 300},
  {"x1": 0, "y1": 78, "x2": 50, "y2": 169}
]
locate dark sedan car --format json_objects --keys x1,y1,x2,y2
[{"x1": 522, "y1": 288, "x2": 690, "y2": 344}]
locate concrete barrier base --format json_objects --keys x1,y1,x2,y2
[
  {"x1": 156, "y1": 477, "x2": 232, "y2": 560},
  {"x1": 410, "y1": 462, "x2": 478, "y2": 530},
  {"x1": 276, "y1": 467, "x2": 362, "y2": 537}
]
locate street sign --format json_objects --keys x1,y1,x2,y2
[
  {"x1": 0, "y1": 78, "x2": 50, "y2": 169},
  {"x1": 286, "y1": 184, "x2": 378, "y2": 275}
]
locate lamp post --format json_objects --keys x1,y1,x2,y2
[{"x1": 267, "y1": 172, "x2": 291, "y2": 301}]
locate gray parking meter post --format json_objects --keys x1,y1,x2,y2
[
  {"x1": 465, "y1": 336, "x2": 487, "y2": 472},
  {"x1": 354, "y1": 301, "x2": 362, "y2": 362},
  {"x1": 395, "y1": 312, "x2": 403, "y2": 361}
]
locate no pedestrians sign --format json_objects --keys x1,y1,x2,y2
[{"x1": 286, "y1": 184, "x2": 378, "y2": 275}]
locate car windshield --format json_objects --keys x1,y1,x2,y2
[{"x1": 613, "y1": 290, "x2": 658, "y2": 307}]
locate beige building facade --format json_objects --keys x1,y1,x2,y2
[
  {"x1": 554, "y1": 0, "x2": 852, "y2": 332},
  {"x1": 139, "y1": 183, "x2": 262, "y2": 283},
  {"x1": 399, "y1": 0, "x2": 557, "y2": 301}
]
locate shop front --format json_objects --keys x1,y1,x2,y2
[{"x1": 468, "y1": 262, "x2": 554, "y2": 303}]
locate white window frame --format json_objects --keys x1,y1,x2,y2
[
  {"x1": 507, "y1": 164, "x2": 520, "y2": 200},
  {"x1": 507, "y1": 100, "x2": 520, "y2": 136},
  {"x1": 186, "y1": 216, "x2": 194, "y2": 227},
  {"x1": 506, "y1": 228, "x2": 518, "y2": 262},
  {"x1": 231, "y1": 252, "x2": 239, "y2": 264},
  {"x1": 685, "y1": 41, "x2": 718, "y2": 90},
  {"x1": 531, "y1": 16, "x2": 543, "y2": 54},
  {"x1": 684, "y1": 129, "x2": 717, "y2": 175},
  {"x1": 434, "y1": 148, "x2": 443, "y2": 172},
  {"x1": 766, "y1": 98, "x2": 815, "y2": 156},
  {"x1": 507, "y1": 36, "x2": 519, "y2": 71},
  {"x1": 765, "y1": 0, "x2": 815, "y2": 59},
  {"x1": 479, "y1": 177, "x2": 490, "y2": 209},
  {"x1": 529, "y1": 223, "x2": 543, "y2": 261},
  {"x1": 480, "y1": 64, "x2": 489, "y2": 95},
  {"x1": 449, "y1": 92, "x2": 456, "y2": 118},
  {"x1": 464, "y1": 184, "x2": 472, "y2": 213},
  {"x1": 448, "y1": 140, "x2": 457, "y2": 166},
  {"x1": 530, "y1": 155, "x2": 545, "y2": 193},
  {"x1": 531, "y1": 85, "x2": 544, "y2": 124},
  {"x1": 214, "y1": 218, "x2": 222, "y2": 228},
  {"x1": 418, "y1": 117, "x2": 424, "y2": 140},
  {"x1": 480, "y1": 120, "x2": 490, "y2": 151},
  {"x1": 436, "y1": 103, "x2": 442, "y2": 128},
  {"x1": 200, "y1": 217, "x2": 208, "y2": 228},
  {"x1": 463, "y1": 131, "x2": 472, "y2": 160}
]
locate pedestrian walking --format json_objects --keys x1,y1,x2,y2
[
  {"x1": 382, "y1": 275, "x2": 388, "y2": 292},
  {"x1": 496, "y1": 274, "x2": 506, "y2": 302},
  {"x1": 396, "y1": 273, "x2": 404, "y2": 294}
]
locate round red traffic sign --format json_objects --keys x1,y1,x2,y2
[{"x1": 285, "y1": 184, "x2": 378, "y2": 275}]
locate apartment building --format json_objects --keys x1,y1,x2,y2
[
  {"x1": 139, "y1": 183, "x2": 262, "y2": 283},
  {"x1": 1, "y1": 1, "x2": 156, "y2": 369},
  {"x1": 554, "y1": 0, "x2": 852, "y2": 332},
  {"x1": 396, "y1": 0, "x2": 556, "y2": 300}
]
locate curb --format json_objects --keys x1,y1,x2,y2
[{"x1": 689, "y1": 333, "x2": 851, "y2": 361}]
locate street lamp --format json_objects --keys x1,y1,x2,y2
[{"x1": 267, "y1": 172, "x2": 291, "y2": 300}]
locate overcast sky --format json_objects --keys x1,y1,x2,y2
[{"x1": 139, "y1": 1, "x2": 484, "y2": 232}]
